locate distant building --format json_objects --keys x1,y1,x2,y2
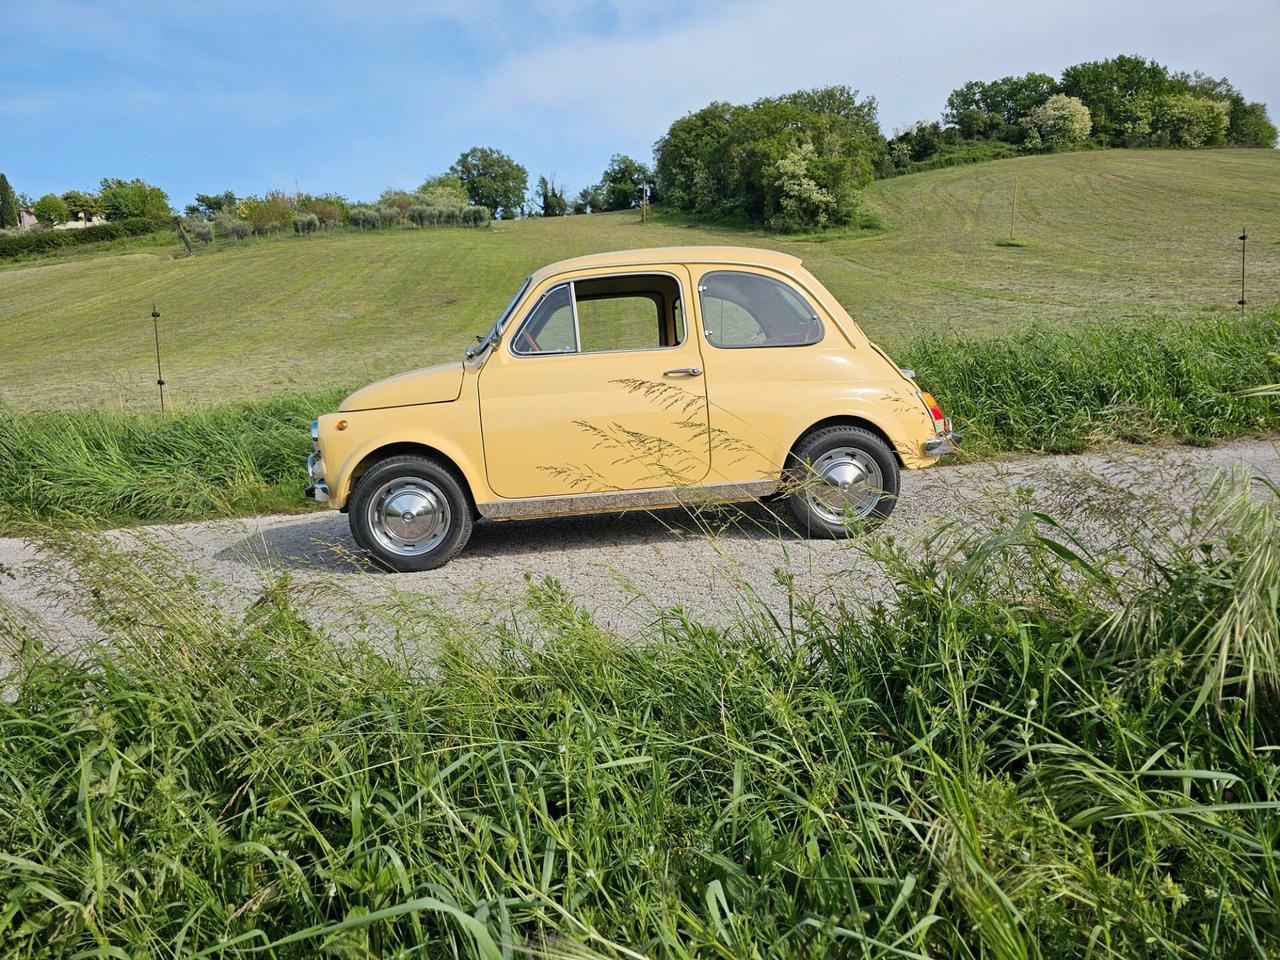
[
  {"x1": 55, "y1": 211, "x2": 109, "y2": 230},
  {"x1": 15, "y1": 207, "x2": 108, "y2": 231}
]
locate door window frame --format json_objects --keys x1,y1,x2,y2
[{"x1": 506, "y1": 271, "x2": 690, "y2": 359}]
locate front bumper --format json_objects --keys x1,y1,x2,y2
[{"x1": 305, "y1": 420, "x2": 329, "y2": 502}]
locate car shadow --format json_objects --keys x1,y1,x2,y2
[{"x1": 217, "y1": 500, "x2": 803, "y2": 573}]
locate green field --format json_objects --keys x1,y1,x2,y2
[{"x1": 2, "y1": 150, "x2": 1278, "y2": 410}]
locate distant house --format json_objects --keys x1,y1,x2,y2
[
  {"x1": 15, "y1": 207, "x2": 108, "y2": 231},
  {"x1": 55, "y1": 211, "x2": 109, "y2": 231}
]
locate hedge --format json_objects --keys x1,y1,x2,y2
[{"x1": 0, "y1": 218, "x2": 167, "y2": 259}]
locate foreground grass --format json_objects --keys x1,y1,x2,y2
[
  {"x1": 1, "y1": 150, "x2": 1277, "y2": 408},
  {"x1": 1, "y1": 474, "x2": 1277, "y2": 957},
  {"x1": 1, "y1": 311, "x2": 1276, "y2": 534}
]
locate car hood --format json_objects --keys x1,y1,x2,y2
[{"x1": 339, "y1": 361, "x2": 464, "y2": 412}]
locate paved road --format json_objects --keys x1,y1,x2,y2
[{"x1": 2, "y1": 438, "x2": 1277, "y2": 646}]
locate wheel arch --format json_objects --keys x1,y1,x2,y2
[
  {"x1": 786, "y1": 415, "x2": 905, "y2": 468},
  {"x1": 339, "y1": 441, "x2": 477, "y2": 511}
]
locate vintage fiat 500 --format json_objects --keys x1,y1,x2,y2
[{"x1": 306, "y1": 246, "x2": 958, "y2": 570}]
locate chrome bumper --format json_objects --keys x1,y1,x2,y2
[
  {"x1": 924, "y1": 432, "x2": 962, "y2": 457},
  {"x1": 305, "y1": 420, "x2": 329, "y2": 502}
]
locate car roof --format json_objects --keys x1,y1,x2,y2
[{"x1": 531, "y1": 245, "x2": 804, "y2": 284}]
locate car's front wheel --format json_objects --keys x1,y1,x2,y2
[
  {"x1": 786, "y1": 425, "x2": 899, "y2": 537},
  {"x1": 348, "y1": 455, "x2": 473, "y2": 571}
]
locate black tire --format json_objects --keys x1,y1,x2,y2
[
  {"x1": 348, "y1": 455, "x2": 474, "y2": 571},
  {"x1": 786, "y1": 425, "x2": 899, "y2": 538}
]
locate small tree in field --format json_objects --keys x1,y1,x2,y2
[
  {"x1": 1023, "y1": 94, "x2": 1092, "y2": 149},
  {"x1": 33, "y1": 193, "x2": 69, "y2": 226}
]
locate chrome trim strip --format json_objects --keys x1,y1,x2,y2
[{"x1": 477, "y1": 479, "x2": 778, "y2": 520}]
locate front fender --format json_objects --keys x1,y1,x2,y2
[{"x1": 319, "y1": 402, "x2": 491, "y2": 509}]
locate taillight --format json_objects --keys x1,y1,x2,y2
[{"x1": 920, "y1": 392, "x2": 948, "y2": 433}]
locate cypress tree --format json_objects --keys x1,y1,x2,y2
[{"x1": 0, "y1": 174, "x2": 17, "y2": 229}]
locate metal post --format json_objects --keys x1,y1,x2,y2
[
  {"x1": 1009, "y1": 178, "x2": 1018, "y2": 242},
  {"x1": 152, "y1": 303, "x2": 166, "y2": 411},
  {"x1": 1238, "y1": 228, "x2": 1247, "y2": 316}
]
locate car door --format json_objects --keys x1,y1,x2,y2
[
  {"x1": 691, "y1": 266, "x2": 850, "y2": 484},
  {"x1": 479, "y1": 267, "x2": 711, "y2": 500}
]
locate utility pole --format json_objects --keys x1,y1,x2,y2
[
  {"x1": 1238, "y1": 228, "x2": 1248, "y2": 316},
  {"x1": 152, "y1": 303, "x2": 166, "y2": 411}
]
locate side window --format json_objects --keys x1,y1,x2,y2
[
  {"x1": 511, "y1": 284, "x2": 577, "y2": 355},
  {"x1": 698, "y1": 271, "x2": 824, "y2": 348},
  {"x1": 577, "y1": 295, "x2": 661, "y2": 352},
  {"x1": 511, "y1": 274, "x2": 685, "y2": 356}
]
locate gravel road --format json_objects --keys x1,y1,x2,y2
[{"x1": 2, "y1": 438, "x2": 1277, "y2": 647}]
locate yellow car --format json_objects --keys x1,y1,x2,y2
[{"x1": 307, "y1": 246, "x2": 958, "y2": 571}]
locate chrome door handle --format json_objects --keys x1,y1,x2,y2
[{"x1": 663, "y1": 367, "x2": 702, "y2": 378}]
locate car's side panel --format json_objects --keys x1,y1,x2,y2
[
  {"x1": 687, "y1": 264, "x2": 936, "y2": 483},
  {"x1": 477, "y1": 265, "x2": 713, "y2": 500}
]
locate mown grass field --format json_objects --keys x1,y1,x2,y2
[{"x1": 1, "y1": 149, "x2": 1277, "y2": 410}]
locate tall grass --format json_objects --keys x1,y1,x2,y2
[
  {"x1": 0, "y1": 312, "x2": 1276, "y2": 533},
  {"x1": 0, "y1": 389, "x2": 345, "y2": 532},
  {"x1": 2, "y1": 476, "x2": 1278, "y2": 957},
  {"x1": 899, "y1": 310, "x2": 1280, "y2": 454}
]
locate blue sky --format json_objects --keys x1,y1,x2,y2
[{"x1": 2, "y1": 0, "x2": 1276, "y2": 208}]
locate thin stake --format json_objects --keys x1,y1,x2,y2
[
  {"x1": 1009, "y1": 178, "x2": 1018, "y2": 242},
  {"x1": 1238, "y1": 228, "x2": 1248, "y2": 316},
  {"x1": 152, "y1": 303, "x2": 166, "y2": 412}
]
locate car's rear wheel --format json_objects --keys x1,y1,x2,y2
[
  {"x1": 349, "y1": 455, "x2": 473, "y2": 571},
  {"x1": 786, "y1": 426, "x2": 899, "y2": 537}
]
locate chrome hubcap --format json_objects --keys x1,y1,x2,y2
[
  {"x1": 804, "y1": 446, "x2": 884, "y2": 524},
  {"x1": 366, "y1": 477, "x2": 451, "y2": 556}
]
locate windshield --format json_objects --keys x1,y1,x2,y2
[{"x1": 468, "y1": 278, "x2": 531, "y2": 358}]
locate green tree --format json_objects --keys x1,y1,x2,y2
[
  {"x1": 188, "y1": 191, "x2": 237, "y2": 218},
  {"x1": 449, "y1": 147, "x2": 528, "y2": 219},
  {"x1": 417, "y1": 174, "x2": 469, "y2": 207},
  {"x1": 0, "y1": 174, "x2": 17, "y2": 229},
  {"x1": 572, "y1": 185, "x2": 602, "y2": 214},
  {"x1": 32, "y1": 193, "x2": 69, "y2": 226},
  {"x1": 1156, "y1": 93, "x2": 1230, "y2": 147},
  {"x1": 597, "y1": 155, "x2": 652, "y2": 211},
  {"x1": 1022, "y1": 94, "x2": 1093, "y2": 149},
  {"x1": 61, "y1": 190, "x2": 103, "y2": 221},
  {"x1": 99, "y1": 178, "x2": 172, "y2": 220},
  {"x1": 1059, "y1": 55, "x2": 1170, "y2": 145},
  {"x1": 1228, "y1": 101, "x2": 1278, "y2": 147},
  {"x1": 536, "y1": 176, "x2": 568, "y2": 217},
  {"x1": 656, "y1": 85, "x2": 878, "y2": 229},
  {"x1": 944, "y1": 73, "x2": 1057, "y2": 128}
]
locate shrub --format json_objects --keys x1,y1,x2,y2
[
  {"x1": 438, "y1": 204, "x2": 462, "y2": 226},
  {"x1": 213, "y1": 213, "x2": 251, "y2": 241},
  {"x1": 348, "y1": 206, "x2": 379, "y2": 229},
  {"x1": 291, "y1": 213, "x2": 319, "y2": 235},
  {"x1": 32, "y1": 193, "x2": 69, "y2": 226},
  {"x1": 191, "y1": 220, "x2": 214, "y2": 245},
  {"x1": 376, "y1": 205, "x2": 402, "y2": 228},
  {"x1": 406, "y1": 204, "x2": 433, "y2": 227},
  {"x1": 461, "y1": 205, "x2": 489, "y2": 226},
  {"x1": 240, "y1": 192, "x2": 293, "y2": 235},
  {"x1": 0, "y1": 218, "x2": 162, "y2": 259}
]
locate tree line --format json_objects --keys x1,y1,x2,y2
[{"x1": 3, "y1": 53, "x2": 1273, "y2": 242}]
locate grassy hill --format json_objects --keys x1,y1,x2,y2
[{"x1": 2, "y1": 149, "x2": 1277, "y2": 410}]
